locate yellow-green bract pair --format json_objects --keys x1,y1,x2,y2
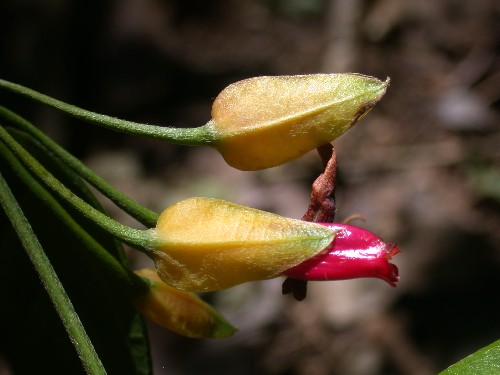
[
  {"x1": 206, "y1": 73, "x2": 388, "y2": 170},
  {"x1": 150, "y1": 197, "x2": 337, "y2": 292}
]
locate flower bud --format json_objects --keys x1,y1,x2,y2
[
  {"x1": 133, "y1": 268, "x2": 236, "y2": 338},
  {"x1": 207, "y1": 74, "x2": 389, "y2": 170},
  {"x1": 151, "y1": 197, "x2": 336, "y2": 292},
  {"x1": 284, "y1": 223, "x2": 400, "y2": 286}
]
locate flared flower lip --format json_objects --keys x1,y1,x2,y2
[{"x1": 283, "y1": 223, "x2": 400, "y2": 287}]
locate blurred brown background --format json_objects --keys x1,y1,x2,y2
[{"x1": 1, "y1": 0, "x2": 499, "y2": 374}]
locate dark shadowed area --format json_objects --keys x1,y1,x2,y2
[{"x1": 1, "y1": 1, "x2": 499, "y2": 374}]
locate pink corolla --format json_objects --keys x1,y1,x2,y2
[{"x1": 284, "y1": 223, "x2": 400, "y2": 287}]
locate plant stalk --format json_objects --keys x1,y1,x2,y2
[
  {"x1": 0, "y1": 124, "x2": 156, "y2": 252},
  {"x1": 0, "y1": 79, "x2": 214, "y2": 145}
]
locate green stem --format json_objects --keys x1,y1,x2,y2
[
  {"x1": 0, "y1": 79, "x2": 215, "y2": 145},
  {"x1": 0, "y1": 171, "x2": 107, "y2": 375},
  {"x1": 0, "y1": 125, "x2": 156, "y2": 252},
  {"x1": 0, "y1": 106, "x2": 159, "y2": 227},
  {"x1": 0, "y1": 142, "x2": 149, "y2": 296}
]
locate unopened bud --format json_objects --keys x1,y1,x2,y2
[
  {"x1": 133, "y1": 268, "x2": 236, "y2": 338},
  {"x1": 207, "y1": 74, "x2": 389, "y2": 170}
]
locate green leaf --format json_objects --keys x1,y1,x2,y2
[
  {"x1": 0, "y1": 172, "x2": 106, "y2": 375},
  {"x1": 440, "y1": 339, "x2": 500, "y2": 375},
  {"x1": 0, "y1": 132, "x2": 152, "y2": 374}
]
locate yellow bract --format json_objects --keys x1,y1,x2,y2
[
  {"x1": 207, "y1": 73, "x2": 388, "y2": 170},
  {"x1": 133, "y1": 268, "x2": 236, "y2": 338},
  {"x1": 151, "y1": 197, "x2": 336, "y2": 292}
]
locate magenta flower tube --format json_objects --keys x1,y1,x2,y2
[{"x1": 284, "y1": 223, "x2": 400, "y2": 287}]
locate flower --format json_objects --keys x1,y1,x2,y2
[
  {"x1": 150, "y1": 197, "x2": 399, "y2": 292},
  {"x1": 151, "y1": 197, "x2": 335, "y2": 292},
  {"x1": 207, "y1": 73, "x2": 389, "y2": 170},
  {"x1": 284, "y1": 223, "x2": 400, "y2": 287},
  {"x1": 133, "y1": 268, "x2": 236, "y2": 338}
]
